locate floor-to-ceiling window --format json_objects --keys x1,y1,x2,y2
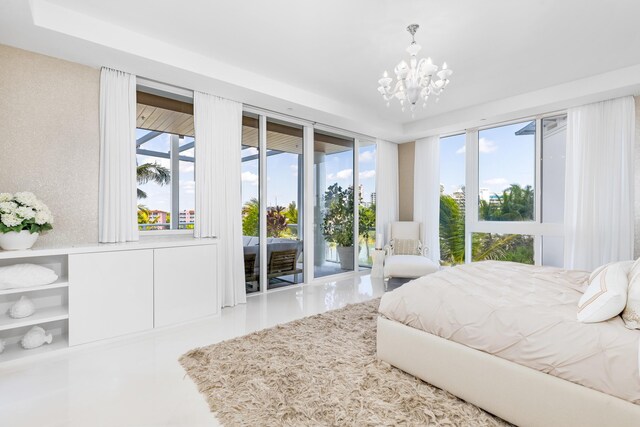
[
  {"x1": 358, "y1": 140, "x2": 376, "y2": 268},
  {"x1": 241, "y1": 113, "x2": 261, "y2": 293},
  {"x1": 313, "y1": 131, "x2": 355, "y2": 278},
  {"x1": 265, "y1": 119, "x2": 304, "y2": 289},
  {"x1": 242, "y1": 113, "x2": 307, "y2": 293},
  {"x1": 439, "y1": 133, "x2": 466, "y2": 264}
]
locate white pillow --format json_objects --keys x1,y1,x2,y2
[
  {"x1": 0, "y1": 264, "x2": 59, "y2": 289},
  {"x1": 392, "y1": 238, "x2": 421, "y2": 256},
  {"x1": 622, "y1": 258, "x2": 640, "y2": 329},
  {"x1": 577, "y1": 261, "x2": 632, "y2": 323}
]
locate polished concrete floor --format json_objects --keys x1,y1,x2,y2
[{"x1": 0, "y1": 274, "x2": 387, "y2": 427}]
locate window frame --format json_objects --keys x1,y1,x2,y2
[
  {"x1": 135, "y1": 78, "x2": 196, "y2": 236},
  {"x1": 462, "y1": 112, "x2": 566, "y2": 265}
]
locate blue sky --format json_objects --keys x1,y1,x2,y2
[
  {"x1": 136, "y1": 130, "x2": 194, "y2": 212},
  {"x1": 440, "y1": 121, "x2": 535, "y2": 196},
  {"x1": 241, "y1": 144, "x2": 376, "y2": 209},
  {"x1": 136, "y1": 129, "x2": 377, "y2": 214}
]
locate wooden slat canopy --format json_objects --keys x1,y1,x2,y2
[{"x1": 136, "y1": 91, "x2": 353, "y2": 155}]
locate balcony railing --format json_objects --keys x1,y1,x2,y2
[{"x1": 139, "y1": 222, "x2": 194, "y2": 231}]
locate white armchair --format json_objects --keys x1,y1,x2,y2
[{"x1": 383, "y1": 221, "x2": 439, "y2": 283}]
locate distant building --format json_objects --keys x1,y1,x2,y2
[
  {"x1": 452, "y1": 186, "x2": 466, "y2": 213},
  {"x1": 440, "y1": 184, "x2": 444, "y2": 195},
  {"x1": 180, "y1": 209, "x2": 195, "y2": 224},
  {"x1": 148, "y1": 210, "x2": 169, "y2": 224},
  {"x1": 479, "y1": 188, "x2": 491, "y2": 202},
  {"x1": 370, "y1": 192, "x2": 376, "y2": 205}
]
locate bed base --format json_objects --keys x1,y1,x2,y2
[{"x1": 376, "y1": 316, "x2": 640, "y2": 427}]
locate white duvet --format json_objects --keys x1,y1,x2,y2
[{"x1": 378, "y1": 261, "x2": 640, "y2": 404}]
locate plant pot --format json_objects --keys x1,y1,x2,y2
[
  {"x1": 0, "y1": 231, "x2": 39, "y2": 251},
  {"x1": 336, "y1": 245, "x2": 361, "y2": 271}
]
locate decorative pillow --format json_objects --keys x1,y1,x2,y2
[
  {"x1": 622, "y1": 258, "x2": 640, "y2": 329},
  {"x1": 577, "y1": 261, "x2": 632, "y2": 323},
  {"x1": 0, "y1": 264, "x2": 58, "y2": 290},
  {"x1": 392, "y1": 238, "x2": 421, "y2": 256}
]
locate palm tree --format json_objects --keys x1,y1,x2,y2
[
  {"x1": 439, "y1": 195, "x2": 465, "y2": 263},
  {"x1": 136, "y1": 162, "x2": 170, "y2": 199},
  {"x1": 440, "y1": 194, "x2": 526, "y2": 264},
  {"x1": 242, "y1": 198, "x2": 260, "y2": 236}
]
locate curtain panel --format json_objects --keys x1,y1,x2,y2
[
  {"x1": 98, "y1": 67, "x2": 138, "y2": 243},
  {"x1": 564, "y1": 96, "x2": 635, "y2": 270},
  {"x1": 193, "y1": 91, "x2": 246, "y2": 307},
  {"x1": 414, "y1": 135, "x2": 441, "y2": 263},
  {"x1": 375, "y1": 139, "x2": 399, "y2": 247}
]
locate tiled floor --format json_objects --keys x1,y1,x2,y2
[{"x1": 0, "y1": 274, "x2": 386, "y2": 427}]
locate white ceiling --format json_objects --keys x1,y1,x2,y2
[{"x1": 2, "y1": 0, "x2": 640, "y2": 141}]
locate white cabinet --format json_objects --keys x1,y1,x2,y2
[
  {"x1": 69, "y1": 250, "x2": 153, "y2": 346},
  {"x1": 153, "y1": 245, "x2": 218, "y2": 327}
]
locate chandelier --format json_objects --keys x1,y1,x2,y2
[{"x1": 377, "y1": 24, "x2": 453, "y2": 114}]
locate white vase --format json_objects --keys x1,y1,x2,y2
[{"x1": 0, "y1": 231, "x2": 39, "y2": 251}]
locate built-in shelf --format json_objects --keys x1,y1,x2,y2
[
  {"x1": 0, "y1": 305, "x2": 69, "y2": 331},
  {"x1": 0, "y1": 334, "x2": 68, "y2": 363},
  {"x1": 0, "y1": 278, "x2": 69, "y2": 296}
]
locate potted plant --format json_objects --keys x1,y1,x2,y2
[
  {"x1": 321, "y1": 184, "x2": 358, "y2": 270},
  {"x1": 0, "y1": 192, "x2": 53, "y2": 250}
]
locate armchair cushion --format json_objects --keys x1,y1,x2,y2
[
  {"x1": 383, "y1": 255, "x2": 439, "y2": 279},
  {"x1": 391, "y1": 238, "x2": 421, "y2": 256}
]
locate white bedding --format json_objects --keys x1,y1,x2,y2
[{"x1": 378, "y1": 261, "x2": 640, "y2": 404}]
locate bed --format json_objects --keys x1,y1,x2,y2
[{"x1": 377, "y1": 261, "x2": 640, "y2": 426}]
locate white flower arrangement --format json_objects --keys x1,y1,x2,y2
[{"x1": 0, "y1": 192, "x2": 54, "y2": 234}]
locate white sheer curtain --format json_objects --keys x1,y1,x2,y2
[
  {"x1": 564, "y1": 96, "x2": 635, "y2": 270},
  {"x1": 98, "y1": 68, "x2": 138, "y2": 243},
  {"x1": 375, "y1": 139, "x2": 399, "y2": 247},
  {"x1": 414, "y1": 135, "x2": 441, "y2": 263},
  {"x1": 193, "y1": 91, "x2": 246, "y2": 307}
]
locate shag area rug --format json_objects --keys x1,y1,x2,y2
[{"x1": 180, "y1": 299, "x2": 508, "y2": 426}]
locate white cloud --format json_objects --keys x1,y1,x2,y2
[
  {"x1": 359, "y1": 150, "x2": 374, "y2": 163},
  {"x1": 181, "y1": 181, "x2": 195, "y2": 195},
  {"x1": 479, "y1": 138, "x2": 498, "y2": 153},
  {"x1": 456, "y1": 137, "x2": 497, "y2": 154},
  {"x1": 241, "y1": 171, "x2": 259, "y2": 186},
  {"x1": 327, "y1": 168, "x2": 353, "y2": 181},
  {"x1": 484, "y1": 177, "x2": 508, "y2": 185},
  {"x1": 290, "y1": 164, "x2": 298, "y2": 175},
  {"x1": 359, "y1": 170, "x2": 376, "y2": 179},
  {"x1": 336, "y1": 168, "x2": 353, "y2": 180}
]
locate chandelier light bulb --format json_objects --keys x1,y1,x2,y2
[{"x1": 377, "y1": 24, "x2": 452, "y2": 113}]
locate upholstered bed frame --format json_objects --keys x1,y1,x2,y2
[{"x1": 377, "y1": 316, "x2": 640, "y2": 427}]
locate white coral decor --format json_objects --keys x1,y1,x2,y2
[{"x1": 0, "y1": 193, "x2": 53, "y2": 234}]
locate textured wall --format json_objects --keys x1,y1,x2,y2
[
  {"x1": 0, "y1": 44, "x2": 100, "y2": 248},
  {"x1": 398, "y1": 141, "x2": 415, "y2": 221}
]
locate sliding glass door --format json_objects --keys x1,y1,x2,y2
[
  {"x1": 313, "y1": 131, "x2": 355, "y2": 278},
  {"x1": 241, "y1": 113, "x2": 261, "y2": 293},
  {"x1": 358, "y1": 140, "x2": 376, "y2": 269},
  {"x1": 265, "y1": 119, "x2": 304, "y2": 289},
  {"x1": 242, "y1": 113, "x2": 307, "y2": 293}
]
